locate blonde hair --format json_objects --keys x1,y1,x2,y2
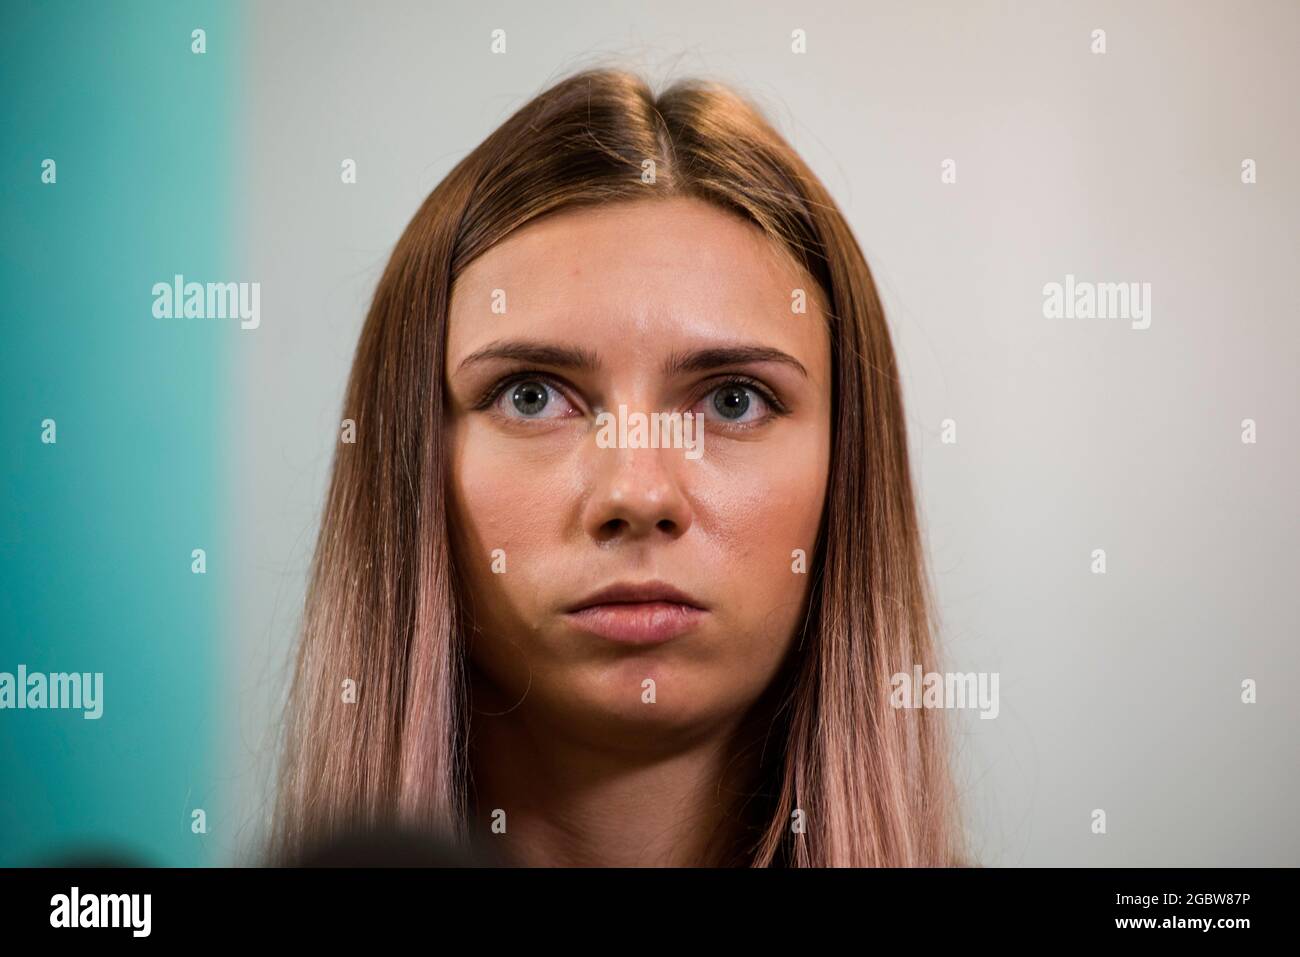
[{"x1": 270, "y1": 67, "x2": 966, "y2": 866}]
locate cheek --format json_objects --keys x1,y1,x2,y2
[
  {"x1": 457, "y1": 466, "x2": 535, "y2": 560},
  {"x1": 449, "y1": 424, "x2": 569, "y2": 609},
  {"x1": 695, "y1": 430, "x2": 829, "y2": 642},
  {"x1": 700, "y1": 430, "x2": 828, "y2": 568}
]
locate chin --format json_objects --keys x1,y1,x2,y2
[{"x1": 555, "y1": 663, "x2": 740, "y2": 740}]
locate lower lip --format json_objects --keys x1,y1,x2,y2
[{"x1": 564, "y1": 602, "x2": 706, "y2": 645}]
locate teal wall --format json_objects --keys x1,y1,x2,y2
[{"x1": 0, "y1": 1, "x2": 239, "y2": 866}]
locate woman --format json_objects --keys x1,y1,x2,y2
[{"x1": 270, "y1": 68, "x2": 965, "y2": 867}]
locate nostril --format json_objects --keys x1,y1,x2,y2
[{"x1": 597, "y1": 518, "x2": 629, "y2": 541}]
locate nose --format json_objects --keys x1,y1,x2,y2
[{"x1": 581, "y1": 441, "x2": 695, "y2": 544}]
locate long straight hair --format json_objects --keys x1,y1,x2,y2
[{"x1": 269, "y1": 67, "x2": 965, "y2": 866}]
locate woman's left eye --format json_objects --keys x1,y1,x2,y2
[{"x1": 696, "y1": 383, "x2": 772, "y2": 424}]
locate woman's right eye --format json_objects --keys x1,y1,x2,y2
[{"x1": 494, "y1": 378, "x2": 578, "y2": 420}]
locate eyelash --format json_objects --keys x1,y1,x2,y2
[{"x1": 472, "y1": 371, "x2": 790, "y2": 423}]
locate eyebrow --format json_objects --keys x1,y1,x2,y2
[
  {"x1": 663, "y1": 346, "x2": 808, "y2": 379},
  {"x1": 455, "y1": 341, "x2": 808, "y2": 379}
]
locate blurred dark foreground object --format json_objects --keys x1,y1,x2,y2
[
  {"x1": 290, "y1": 823, "x2": 504, "y2": 867},
  {"x1": 23, "y1": 826, "x2": 504, "y2": 867}
]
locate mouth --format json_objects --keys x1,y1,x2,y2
[{"x1": 564, "y1": 581, "x2": 708, "y2": 645}]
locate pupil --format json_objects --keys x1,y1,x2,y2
[
  {"x1": 714, "y1": 386, "x2": 749, "y2": 419},
  {"x1": 512, "y1": 381, "x2": 548, "y2": 415}
]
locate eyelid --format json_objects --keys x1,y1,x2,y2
[
  {"x1": 696, "y1": 374, "x2": 789, "y2": 416},
  {"x1": 476, "y1": 370, "x2": 584, "y2": 415}
]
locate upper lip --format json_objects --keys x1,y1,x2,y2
[{"x1": 566, "y1": 581, "x2": 708, "y2": 612}]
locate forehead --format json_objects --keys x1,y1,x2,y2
[{"x1": 447, "y1": 196, "x2": 826, "y2": 360}]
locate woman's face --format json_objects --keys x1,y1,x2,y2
[{"x1": 445, "y1": 196, "x2": 832, "y2": 747}]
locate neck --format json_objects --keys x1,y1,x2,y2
[{"x1": 466, "y1": 665, "x2": 773, "y2": 867}]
